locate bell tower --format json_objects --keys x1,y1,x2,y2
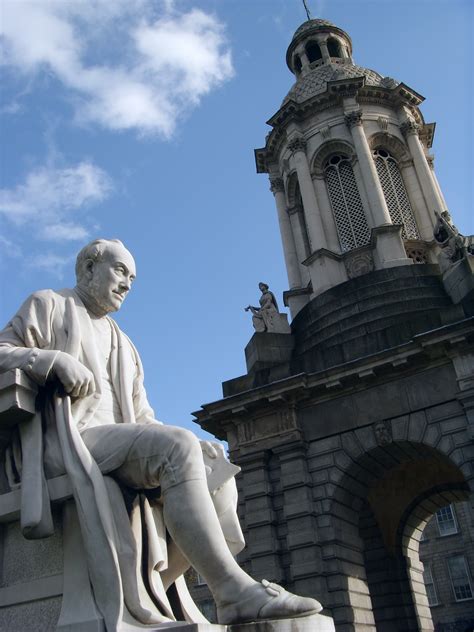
[
  {"x1": 195, "y1": 15, "x2": 474, "y2": 632},
  {"x1": 255, "y1": 18, "x2": 446, "y2": 318}
]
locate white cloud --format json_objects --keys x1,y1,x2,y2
[
  {"x1": 0, "y1": 160, "x2": 112, "y2": 248},
  {"x1": 0, "y1": 1, "x2": 234, "y2": 137},
  {"x1": 27, "y1": 252, "x2": 74, "y2": 278},
  {"x1": 0, "y1": 235, "x2": 22, "y2": 259},
  {"x1": 39, "y1": 222, "x2": 90, "y2": 242}
]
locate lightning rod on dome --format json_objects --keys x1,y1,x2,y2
[{"x1": 302, "y1": 0, "x2": 312, "y2": 21}]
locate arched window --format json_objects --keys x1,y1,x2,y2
[
  {"x1": 306, "y1": 41, "x2": 322, "y2": 63},
  {"x1": 325, "y1": 155, "x2": 371, "y2": 252},
  {"x1": 373, "y1": 149, "x2": 420, "y2": 239},
  {"x1": 294, "y1": 55, "x2": 302, "y2": 75},
  {"x1": 327, "y1": 38, "x2": 341, "y2": 58}
]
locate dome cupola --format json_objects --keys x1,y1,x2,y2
[{"x1": 286, "y1": 18, "x2": 353, "y2": 76}]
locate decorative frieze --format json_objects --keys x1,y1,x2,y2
[
  {"x1": 269, "y1": 177, "x2": 284, "y2": 194},
  {"x1": 400, "y1": 119, "x2": 420, "y2": 137},
  {"x1": 344, "y1": 110, "x2": 363, "y2": 128},
  {"x1": 237, "y1": 408, "x2": 299, "y2": 446},
  {"x1": 288, "y1": 136, "x2": 307, "y2": 155}
]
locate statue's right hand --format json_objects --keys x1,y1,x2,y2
[{"x1": 52, "y1": 353, "x2": 96, "y2": 398}]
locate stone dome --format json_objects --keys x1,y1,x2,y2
[
  {"x1": 282, "y1": 62, "x2": 399, "y2": 105},
  {"x1": 291, "y1": 19, "x2": 336, "y2": 40}
]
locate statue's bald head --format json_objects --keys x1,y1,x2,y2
[{"x1": 75, "y1": 238, "x2": 126, "y2": 284}]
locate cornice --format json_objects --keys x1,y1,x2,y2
[
  {"x1": 258, "y1": 82, "x2": 426, "y2": 170},
  {"x1": 193, "y1": 317, "x2": 474, "y2": 436}
]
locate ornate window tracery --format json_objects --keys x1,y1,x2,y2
[
  {"x1": 324, "y1": 154, "x2": 370, "y2": 252},
  {"x1": 373, "y1": 148, "x2": 420, "y2": 239}
]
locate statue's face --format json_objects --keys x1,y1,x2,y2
[{"x1": 87, "y1": 243, "x2": 136, "y2": 314}]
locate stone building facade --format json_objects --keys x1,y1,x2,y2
[
  {"x1": 419, "y1": 502, "x2": 474, "y2": 631},
  {"x1": 193, "y1": 17, "x2": 474, "y2": 632}
]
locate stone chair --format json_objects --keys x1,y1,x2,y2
[{"x1": 0, "y1": 369, "x2": 334, "y2": 632}]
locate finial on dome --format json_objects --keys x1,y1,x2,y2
[{"x1": 302, "y1": 0, "x2": 312, "y2": 21}]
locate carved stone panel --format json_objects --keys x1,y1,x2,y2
[
  {"x1": 237, "y1": 408, "x2": 298, "y2": 446},
  {"x1": 344, "y1": 251, "x2": 374, "y2": 279}
]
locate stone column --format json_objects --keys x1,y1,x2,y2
[
  {"x1": 345, "y1": 107, "x2": 411, "y2": 269},
  {"x1": 344, "y1": 108, "x2": 392, "y2": 228},
  {"x1": 428, "y1": 156, "x2": 448, "y2": 209},
  {"x1": 288, "y1": 206, "x2": 311, "y2": 286},
  {"x1": 269, "y1": 177, "x2": 302, "y2": 290},
  {"x1": 399, "y1": 160, "x2": 434, "y2": 240},
  {"x1": 319, "y1": 40, "x2": 330, "y2": 63},
  {"x1": 288, "y1": 136, "x2": 328, "y2": 254},
  {"x1": 312, "y1": 174, "x2": 340, "y2": 252},
  {"x1": 400, "y1": 118, "x2": 445, "y2": 218}
]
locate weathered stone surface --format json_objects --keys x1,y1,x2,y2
[{"x1": 163, "y1": 615, "x2": 335, "y2": 631}]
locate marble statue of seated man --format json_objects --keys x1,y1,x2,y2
[{"x1": 0, "y1": 238, "x2": 322, "y2": 630}]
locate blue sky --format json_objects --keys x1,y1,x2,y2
[{"x1": 1, "y1": 0, "x2": 473, "y2": 439}]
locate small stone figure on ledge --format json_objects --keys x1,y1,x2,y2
[
  {"x1": 433, "y1": 210, "x2": 474, "y2": 273},
  {"x1": 245, "y1": 282, "x2": 291, "y2": 334}
]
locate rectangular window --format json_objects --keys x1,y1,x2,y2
[
  {"x1": 436, "y1": 505, "x2": 458, "y2": 537},
  {"x1": 196, "y1": 572, "x2": 207, "y2": 586},
  {"x1": 423, "y1": 565, "x2": 438, "y2": 606},
  {"x1": 447, "y1": 555, "x2": 473, "y2": 601}
]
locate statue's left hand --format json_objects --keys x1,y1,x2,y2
[{"x1": 200, "y1": 440, "x2": 226, "y2": 460}]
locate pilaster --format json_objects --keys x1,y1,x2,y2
[
  {"x1": 287, "y1": 135, "x2": 328, "y2": 254},
  {"x1": 238, "y1": 450, "x2": 284, "y2": 583},
  {"x1": 269, "y1": 177, "x2": 302, "y2": 291},
  {"x1": 288, "y1": 205, "x2": 311, "y2": 287},
  {"x1": 452, "y1": 351, "x2": 474, "y2": 440},
  {"x1": 273, "y1": 440, "x2": 323, "y2": 597}
]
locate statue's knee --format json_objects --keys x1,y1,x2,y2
[{"x1": 168, "y1": 427, "x2": 201, "y2": 458}]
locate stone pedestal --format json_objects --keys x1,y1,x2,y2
[
  {"x1": 145, "y1": 614, "x2": 335, "y2": 631},
  {"x1": 245, "y1": 333, "x2": 294, "y2": 373},
  {"x1": 442, "y1": 255, "x2": 474, "y2": 315}
]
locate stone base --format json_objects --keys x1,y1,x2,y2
[
  {"x1": 244, "y1": 332, "x2": 294, "y2": 373},
  {"x1": 141, "y1": 614, "x2": 335, "y2": 631},
  {"x1": 442, "y1": 255, "x2": 474, "y2": 314}
]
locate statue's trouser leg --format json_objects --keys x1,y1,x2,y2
[
  {"x1": 81, "y1": 424, "x2": 270, "y2": 616},
  {"x1": 108, "y1": 425, "x2": 258, "y2": 606}
]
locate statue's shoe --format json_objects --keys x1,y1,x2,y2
[{"x1": 217, "y1": 579, "x2": 323, "y2": 624}]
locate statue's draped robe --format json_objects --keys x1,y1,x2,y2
[{"x1": 0, "y1": 289, "x2": 244, "y2": 630}]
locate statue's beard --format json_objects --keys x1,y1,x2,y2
[{"x1": 76, "y1": 279, "x2": 117, "y2": 316}]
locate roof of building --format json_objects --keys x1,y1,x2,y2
[
  {"x1": 283, "y1": 62, "x2": 399, "y2": 105},
  {"x1": 292, "y1": 18, "x2": 336, "y2": 39}
]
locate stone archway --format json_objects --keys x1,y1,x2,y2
[{"x1": 326, "y1": 438, "x2": 472, "y2": 632}]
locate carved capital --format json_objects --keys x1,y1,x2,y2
[
  {"x1": 320, "y1": 125, "x2": 331, "y2": 139},
  {"x1": 344, "y1": 110, "x2": 363, "y2": 128},
  {"x1": 269, "y1": 177, "x2": 284, "y2": 194},
  {"x1": 400, "y1": 119, "x2": 420, "y2": 137},
  {"x1": 287, "y1": 204, "x2": 302, "y2": 216},
  {"x1": 288, "y1": 136, "x2": 307, "y2": 155},
  {"x1": 377, "y1": 116, "x2": 389, "y2": 131}
]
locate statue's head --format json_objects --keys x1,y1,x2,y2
[
  {"x1": 258, "y1": 282, "x2": 269, "y2": 292},
  {"x1": 75, "y1": 238, "x2": 136, "y2": 315}
]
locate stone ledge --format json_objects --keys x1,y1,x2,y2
[{"x1": 136, "y1": 614, "x2": 334, "y2": 631}]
